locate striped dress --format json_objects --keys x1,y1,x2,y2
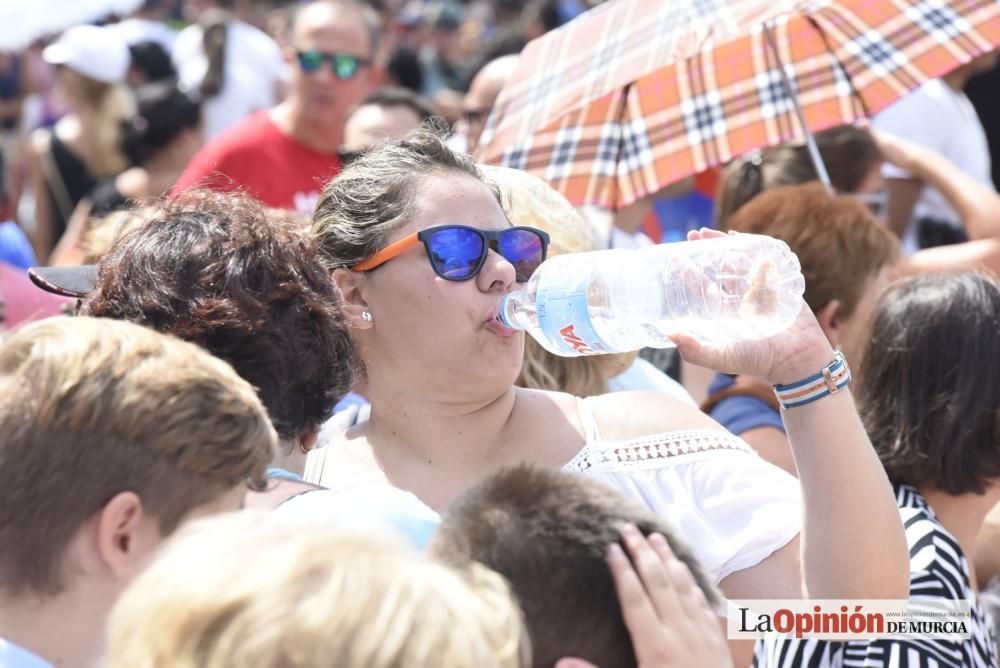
[{"x1": 754, "y1": 484, "x2": 998, "y2": 668}]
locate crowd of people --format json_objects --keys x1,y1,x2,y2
[{"x1": 1, "y1": 1, "x2": 999, "y2": 667}]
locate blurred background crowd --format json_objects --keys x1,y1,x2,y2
[{"x1": 0, "y1": 0, "x2": 595, "y2": 269}]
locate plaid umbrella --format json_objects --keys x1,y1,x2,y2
[{"x1": 479, "y1": 0, "x2": 1000, "y2": 210}]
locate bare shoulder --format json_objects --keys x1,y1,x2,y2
[
  {"x1": 114, "y1": 168, "x2": 150, "y2": 200},
  {"x1": 510, "y1": 387, "x2": 596, "y2": 460},
  {"x1": 30, "y1": 118, "x2": 80, "y2": 154},
  {"x1": 511, "y1": 387, "x2": 596, "y2": 433},
  {"x1": 586, "y1": 390, "x2": 728, "y2": 442}
]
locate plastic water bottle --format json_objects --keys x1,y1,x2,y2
[{"x1": 497, "y1": 233, "x2": 805, "y2": 357}]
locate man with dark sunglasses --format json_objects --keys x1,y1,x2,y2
[{"x1": 173, "y1": 0, "x2": 380, "y2": 215}]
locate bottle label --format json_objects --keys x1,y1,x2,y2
[{"x1": 536, "y1": 272, "x2": 612, "y2": 356}]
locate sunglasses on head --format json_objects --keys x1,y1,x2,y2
[
  {"x1": 296, "y1": 50, "x2": 371, "y2": 79},
  {"x1": 352, "y1": 224, "x2": 549, "y2": 282}
]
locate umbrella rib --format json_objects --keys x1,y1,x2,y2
[
  {"x1": 804, "y1": 13, "x2": 873, "y2": 119},
  {"x1": 762, "y1": 21, "x2": 834, "y2": 193}
]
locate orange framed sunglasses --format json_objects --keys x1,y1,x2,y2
[{"x1": 351, "y1": 225, "x2": 550, "y2": 282}]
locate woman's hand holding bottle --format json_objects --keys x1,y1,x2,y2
[{"x1": 667, "y1": 228, "x2": 836, "y2": 385}]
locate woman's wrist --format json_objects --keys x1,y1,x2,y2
[
  {"x1": 773, "y1": 351, "x2": 851, "y2": 409},
  {"x1": 779, "y1": 383, "x2": 857, "y2": 437},
  {"x1": 766, "y1": 342, "x2": 838, "y2": 386}
]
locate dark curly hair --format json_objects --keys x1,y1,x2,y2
[{"x1": 82, "y1": 190, "x2": 355, "y2": 443}]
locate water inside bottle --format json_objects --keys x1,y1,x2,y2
[
  {"x1": 504, "y1": 233, "x2": 804, "y2": 356},
  {"x1": 580, "y1": 256, "x2": 670, "y2": 351},
  {"x1": 586, "y1": 251, "x2": 796, "y2": 349}
]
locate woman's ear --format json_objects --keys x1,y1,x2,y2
[
  {"x1": 815, "y1": 299, "x2": 842, "y2": 350},
  {"x1": 332, "y1": 268, "x2": 374, "y2": 330}
]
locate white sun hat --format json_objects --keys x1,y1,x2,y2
[
  {"x1": 481, "y1": 164, "x2": 597, "y2": 256},
  {"x1": 42, "y1": 24, "x2": 130, "y2": 84}
]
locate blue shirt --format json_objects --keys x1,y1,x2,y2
[
  {"x1": 0, "y1": 222, "x2": 37, "y2": 271},
  {"x1": 266, "y1": 467, "x2": 304, "y2": 482},
  {"x1": 265, "y1": 469, "x2": 439, "y2": 548},
  {"x1": 705, "y1": 373, "x2": 785, "y2": 436},
  {"x1": 0, "y1": 639, "x2": 52, "y2": 668},
  {"x1": 333, "y1": 392, "x2": 369, "y2": 414}
]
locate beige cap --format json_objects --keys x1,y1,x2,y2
[{"x1": 481, "y1": 165, "x2": 595, "y2": 256}]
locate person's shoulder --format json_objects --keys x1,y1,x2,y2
[
  {"x1": 174, "y1": 114, "x2": 274, "y2": 192},
  {"x1": 188, "y1": 112, "x2": 275, "y2": 161},
  {"x1": 210, "y1": 110, "x2": 275, "y2": 146},
  {"x1": 586, "y1": 390, "x2": 727, "y2": 442},
  {"x1": 172, "y1": 23, "x2": 203, "y2": 62},
  {"x1": 112, "y1": 167, "x2": 149, "y2": 201},
  {"x1": 875, "y1": 81, "x2": 950, "y2": 129},
  {"x1": 902, "y1": 80, "x2": 964, "y2": 116},
  {"x1": 919, "y1": 78, "x2": 963, "y2": 104},
  {"x1": 708, "y1": 393, "x2": 783, "y2": 437},
  {"x1": 231, "y1": 20, "x2": 274, "y2": 44},
  {"x1": 231, "y1": 21, "x2": 283, "y2": 59},
  {"x1": 899, "y1": 504, "x2": 971, "y2": 600},
  {"x1": 898, "y1": 79, "x2": 950, "y2": 104}
]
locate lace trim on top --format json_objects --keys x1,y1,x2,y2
[{"x1": 563, "y1": 429, "x2": 755, "y2": 473}]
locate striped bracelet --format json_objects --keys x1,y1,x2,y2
[{"x1": 773, "y1": 350, "x2": 852, "y2": 410}]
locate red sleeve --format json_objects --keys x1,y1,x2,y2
[{"x1": 171, "y1": 139, "x2": 244, "y2": 197}]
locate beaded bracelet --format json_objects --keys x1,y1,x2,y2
[{"x1": 773, "y1": 350, "x2": 852, "y2": 409}]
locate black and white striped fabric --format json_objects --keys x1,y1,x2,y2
[{"x1": 754, "y1": 484, "x2": 998, "y2": 668}]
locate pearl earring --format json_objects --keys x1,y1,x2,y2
[{"x1": 361, "y1": 311, "x2": 373, "y2": 322}]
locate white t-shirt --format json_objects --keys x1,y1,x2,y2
[
  {"x1": 568, "y1": 397, "x2": 801, "y2": 583},
  {"x1": 174, "y1": 20, "x2": 286, "y2": 140},
  {"x1": 873, "y1": 79, "x2": 992, "y2": 254},
  {"x1": 108, "y1": 18, "x2": 177, "y2": 51}
]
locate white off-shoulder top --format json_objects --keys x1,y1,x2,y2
[
  {"x1": 566, "y1": 397, "x2": 801, "y2": 583},
  {"x1": 308, "y1": 395, "x2": 802, "y2": 583}
]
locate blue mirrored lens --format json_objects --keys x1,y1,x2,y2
[
  {"x1": 498, "y1": 229, "x2": 545, "y2": 281},
  {"x1": 427, "y1": 228, "x2": 484, "y2": 279}
]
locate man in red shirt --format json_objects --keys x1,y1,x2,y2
[{"x1": 174, "y1": 0, "x2": 380, "y2": 215}]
